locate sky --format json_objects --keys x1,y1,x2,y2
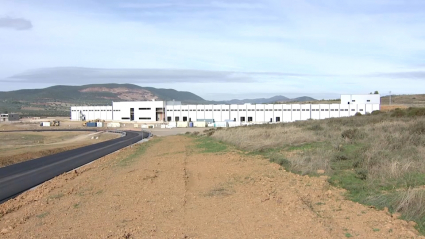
[{"x1": 0, "y1": 0, "x2": 424, "y2": 100}]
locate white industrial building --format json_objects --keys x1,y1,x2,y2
[{"x1": 70, "y1": 94, "x2": 380, "y2": 123}]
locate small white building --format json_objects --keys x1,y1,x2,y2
[{"x1": 70, "y1": 94, "x2": 380, "y2": 123}]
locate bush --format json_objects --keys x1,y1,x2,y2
[
  {"x1": 391, "y1": 108, "x2": 406, "y2": 117},
  {"x1": 341, "y1": 129, "x2": 360, "y2": 140},
  {"x1": 269, "y1": 156, "x2": 291, "y2": 169},
  {"x1": 307, "y1": 124, "x2": 324, "y2": 131},
  {"x1": 355, "y1": 112, "x2": 362, "y2": 116},
  {"x1": 355, "y1": 168, "x2": 368, "y2": 180},
  {"x1": 407, "y1": 108, "x2": 425, "y2": 117}
]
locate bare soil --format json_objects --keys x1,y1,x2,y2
[{"x1": 0, "y1": 136, "x2": 422, "y2": 238}]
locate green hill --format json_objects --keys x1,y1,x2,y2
[{"x1": 0, "y1": 84, "x2": 206, "y2": 117}]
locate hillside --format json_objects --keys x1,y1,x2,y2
[
  {"x1": 380, "y1": 94, "x2": 425, "y2": 107},
  {"x1": 217, "y1": 95, "x2": 316, "y2": 104},
  {"x1": 0, "y1": 84, "x2": 319, "y2": 117},
  {"x1": 0, "y1": 84, "x2": 206, "y2": 117}
]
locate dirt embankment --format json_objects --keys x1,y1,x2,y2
[{"x1": 0, "y1": 136, "x2": 422, "y2": 238}]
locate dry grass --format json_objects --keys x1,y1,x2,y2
[
  {"x1": 0, "y1": 131, "x2": 119, "y2": 167},
  {"x1": 213, "y1": 124, "x2": 318, "y2": 151},
  {"x1": 380, "y1": 105, "x2": 408, "y2": 111},
  {"x1": 210, "y1": 108, "x2": 425, "y2": 233},
  {"x1": 381, "y1": 94, "x2": 425, "y2": 106}
]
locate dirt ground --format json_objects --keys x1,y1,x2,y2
[
  {"x1": 0, "y1": 136, "x2": 422, "y2": 238},
  {"x1": 380, "y1": 105, "x2": 409, "y2": 111},
  {"x1": 0, "y1": 131, "x2": 119, "y2": 167}
]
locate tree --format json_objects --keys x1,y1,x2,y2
[{"x1": 374, "y1": 91, "x2": 379, "y2": 94}]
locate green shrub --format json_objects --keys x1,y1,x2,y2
[
  {"x1": 269, "y1": 156, "x2": 292, "y2": 169},
  {"x1": 407, "y1": 108, "x2": 425, "y2": 117},
  {"x1": 391, "y1": 108, "x2": 406, "y2": 117},
  {"x1": 355, "y1": 168, "x2": 368, "y2": 180}
]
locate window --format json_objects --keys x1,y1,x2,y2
[
  {"x1": 302, "y1": 109, "x2": 305, "y2": 111},
  {"x1": 306, "y1": 109, "x2": 309, "y2": 111},
  {"x1": 325, "y1": 109, "x2": 329, "y2": 111},
  {"x1": 321, "y1": 109, "x2": 324, "y2": 111},
  {"x1": 248, "y1": 116, "x2": 253, "y2": 122},
  {"x1": 167, "y1": 116, "x2": 171, "y2": 121},
  {"x1": 139, "y1": 108, "x2": 151, "y2": 110},
  {"x1": 351, "y1": 109, "x2": 355, "y2": 111},
  {"x1": 139, "y1": 117, "x2": 151, "y2": 120},
  {"x1": 331, "y1": 109, "x2": 334, "y2": 111},
  {"x1": 121, "y1": 117, "x2": 130, "y2": 120},
  {"x1": 183, "y1": 116, "x2": 188, "y2": 122},
  {"x1": 352, "y1": 100, "x2": 356, "y2": 102},
  {"x1": 345, "y1": 109, "x2": 348, "y2": 111},
  {"x1": 360, "y1": 109, "x2": 364, "y2": 111},
  {"x1": 367, "y1": 100, "x2": 370, "y2": 102},
  {"x1": 283, "y1": 109, "x2": 287, "y2": 111},
  {"x1": 175, "y1": 116, "x2": 179, "y2": 121},
  {"x1": 297, "y1": 109, "x2": 300, "y2": 111},
  {"x1": 276, "y1": 117, "x2": 281, "y2": 122}
]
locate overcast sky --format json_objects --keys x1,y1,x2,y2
[{"x1": 0, "y1": 0, "x2": 424, "y2": 100}]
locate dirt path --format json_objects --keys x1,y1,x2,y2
[{"x1": 0, "y1": 136, "x2": 422, "y2": 238}]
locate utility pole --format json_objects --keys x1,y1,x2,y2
[{"x1": 389, "y1": 91, "x2": 391, "y2": 105}]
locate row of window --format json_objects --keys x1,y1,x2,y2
[
  {"x1": 71, "y1": 109, "x2": 112, "y2": 112},
  {"x1": 167, "y1": 108, "x2": 364, "y2": 112}
]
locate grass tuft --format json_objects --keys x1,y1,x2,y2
[{"x1": 195, "y1": 136, "x2": 227, "y2": 153}]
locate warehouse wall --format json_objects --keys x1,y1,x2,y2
[
  {"x1": 70, "y1": 106, "x2": 113, "y2": 121},
  {"x1": 165, "y1": 102, "x2": 379, "y2": 123},
  {"x1": 70, "y1": 95, "x2": 381, "y2": 123}
]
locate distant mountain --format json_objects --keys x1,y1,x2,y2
[
  {"x1": 0, "y1": 83, "x2": 317, "y2": 117},
  {"x1": 214, "y1": 95, "x2": 316, "y2": 104},
  {"x1": 0, "y1": 84, "x2": 204, "y2": 103},
  {"x1": 287, "y1": 96, "x2": 317, "y2": 102},
  {"x1": 0, "y1": 83, "x2": 206, "y2": 117}
]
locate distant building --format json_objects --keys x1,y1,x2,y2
[
  {"x1": 70, "y1": 95, "x2": 380, "y2": 123},
  {"x1": 0, "y1": 113, "x2": 20, "y2": 122}
]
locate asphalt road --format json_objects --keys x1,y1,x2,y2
[{"x1": 0, "y1": 130, "x2": 150, "y2": 203}]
